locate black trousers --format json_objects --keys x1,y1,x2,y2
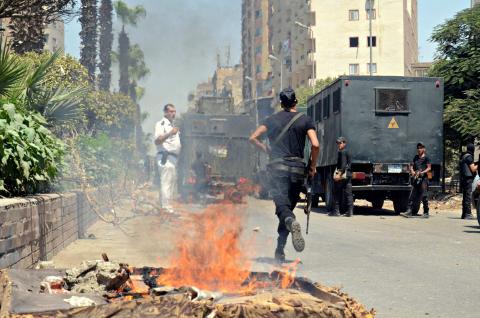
[
  {"x1": 461, "y1": 178, "x2": 473, "y2": 218},
  {"x1": 334, "y1": 178, "x2": 353, "y2": 214},
  {"x1": 408, "y1": 178, "x2": 429, "y2": 214},
  {"x1": 269, "y1": 169, "x2": 304, "y2": 252}
]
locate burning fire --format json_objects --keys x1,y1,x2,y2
[
  {"x1": 157, "y1": 203, "x2": 253, "y2": 293},
  {"x1": 157, "y1": 203, "x2": 298, "y2": 293}
]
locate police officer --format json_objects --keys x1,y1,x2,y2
[
  {"x1": 401, "y1": 142, "x2": 431, "y2": 218},
  {"x1": 154, "y1": 104, "x2": 181, "y2": 213},
  {"x1": 460, "y1": 143, "x2": 478, "y2": 219},
  {"x1": 249, "y1": 88, "x2": 320, "y2": 263},
  {"x1": 329, "y1": 137, "x2": 353, "y2": 217}
]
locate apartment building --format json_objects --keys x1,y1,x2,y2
[
  {"x1": 268, "y1": 0, "x2": 314, "y2": 95},
  {"x1": 312, "y1": 0, "x2": 418, "y2": 78},
  {"x1": 252, "y1": 0, "x2": 419, "y2": 98},
  {"x1": 241, "y1": 0, "x2": 272, "y2": 101},
  {"x1": 473, "y1": 0, "x2": 480, "y2": 7}
]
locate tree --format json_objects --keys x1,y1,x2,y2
[
  {"x1": 0, "y1": 0, "x2": 76, "y2": 22},
  {"x1": 114, "y1": 0, "x2": 146, "y2": 95},
  {"x1": 429, "y1": 6, "x2": 480, "y2": 99},
  {"x1": 295, "y1": 77, "x2": 336, "y2": 109},
  {"x1": 98, "y1": 0, "x2": 113, "y2": 91},
  {"x1": 79, "y1": 0, "x2": 98, "y2": 84},
  {"x1": 429, "y1": 6, "x2": 480, "y2": 142},
  {"x1": 9, "y1": 11, "x2": 47, "y2": 54}
]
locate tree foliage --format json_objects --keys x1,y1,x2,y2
[
  {"x1": 295, "y1": 77, "x2": 336, "y2": 109},
  {"x1": 79, "y1": 0, "x2": 98, "y2": 84},
  {"x1": 0, "y1": 0, "x2": 76, "y2": 22},
  {"x1": 0, "y1": 103, "x2": 64, "y2": 196},
  {"x1": 9, "y1": 11, "x2": 47, "y2": 54},
  {"x1": 429, "y1": 6, "x2": 480, "y2": 141},
  {"x1": 98, "y1": 0, "x2": 114, "y2": 91}
]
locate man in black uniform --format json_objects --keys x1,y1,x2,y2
[
  {"x1": 249, "y1": 88, "x2": 319, "y2": 262},
  {"x1": 459, "y1": 143, "x2": 478, "y2": 219},
  {"x1": 191, "y1": 151, "x2": 209, "y2": 202},
  {"x1": 401, "y1": 142, "x2": 431, "y2": 218},
  {"x1": 329, "y1": 137, "x2": 353, "y2": 217}
]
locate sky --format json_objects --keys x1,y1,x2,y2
[{"x1": 64, "y1": 0, "x2": 471, "y2": 133}]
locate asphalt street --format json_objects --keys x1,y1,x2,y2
[
  {"x1": 246, "y1": 198, "x2": 480, "y2": 318},
  {"x1": 53, "y1": 197, "x2": 479, "y2": 318}
]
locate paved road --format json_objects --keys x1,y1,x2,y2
[{"x1": 53, "y1": 197, "x2": 479, "y2": 318}]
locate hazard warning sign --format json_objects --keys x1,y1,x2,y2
[{"x1": 388, "y1": 117, "x2": 399, "y2": 129}]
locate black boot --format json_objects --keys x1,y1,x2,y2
[
  {"x1": 285, "y1": 217, "x2": 305, "y2": 252},
  {"x1": 274, "y1": 235, "x2": 287, "y2": 263}
]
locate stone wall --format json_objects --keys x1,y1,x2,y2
[{"x1": 0, "y1": 192, "x2": 98, "y2": 269}]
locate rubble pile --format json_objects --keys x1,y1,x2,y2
[{"x1": 0, "y1": 261, "x2": 375, "y2": 318}]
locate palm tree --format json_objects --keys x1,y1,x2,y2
[
  {"x1": 0, "y1": 39, "x2": 85, "y2": 127},
  {"x1": 98, "y1": 0, "x2": 113, "y2": 91},
  {"x1": 79, "y1": 0, "x2": 98, "y2": 84},
  {"x1": 114, "y1": 0, "x2": 146, "y2": 95}
]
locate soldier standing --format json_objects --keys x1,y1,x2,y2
[
  {"x1": 329, "y1": 137, "x2": 354, "y2": 217},
  {"x1": 459, "y1": 143, "x2": 478, "y2": 219},
  {"x1": 154, "y1": 104, "x2": 181, "y2": 213},
  {"x1": 401, "y1": 142, "x2": 431, "y2": 218},
  {"x1": 249, "y1": 88, "x2": 319, "y2": 263}
]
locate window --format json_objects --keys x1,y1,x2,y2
[
  {"x1": 315, "y1": 100, "x2": 322, "y2": 122},
  {"x1": 333, "y1": 88, "x2": 341, "y2": 113},
  {"x1": 349, "y1": 10, "x2": 359, "y2": 21},
  {"x1": 375, "y1": 89, "x2": 409, "y2": 113},
  {"x1": 349, "y1": 37, "x2": 359, "y2": 48},
  {"x1": 322, "y1": 96, "x2": 330, "y2": 119},
  {"x1": 367, "y1": 63, "x2": 377, "y2": 73},
  {"x1": 366, "y1": 9, "x2": 376, "y2": 20},
  {"x1": 255, "y1": 10, "x2": 261, "y2": 18},
  {"x1": 349, "y1": 64, "x2": 359, "y2": 75},
  {"x1": 255, "y1": 27, "x2": 262, "y2": 37},
  {"x1": 367, "y1": 36, "x2": 377, "y2": 47},
  {"x1": 255, "y1": 46, "x2": 262, "y2": 54},
  {"x1": 256, "y1": 65, "x2": 262, "y2": 74}
]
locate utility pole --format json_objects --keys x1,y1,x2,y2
[{"x1": 368, "y1": 0, "x2": 374, "y2": 76}]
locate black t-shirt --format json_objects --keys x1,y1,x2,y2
[
  {"x1": 413, "y1": 155, "x2": 430, "y2": 172},
  {"x1": 460, "y1": 153, "x2": 474, "y2": 178},
  {"x1": 262, "y1": 110, "x2": 315, "y2": 167},
  {"x1": 337, "y1": 149, "x2": 351, "y2": 176}
]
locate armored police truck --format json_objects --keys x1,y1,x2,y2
[{"x1": 306, "y1": 76, "x2": 444, "y2": 213}]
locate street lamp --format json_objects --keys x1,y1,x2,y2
[
  {"x1": 294, "y1": 21, "x2": 315, "y2": 95},
  {"x1": 268, "y1": 54, "x2": 283, "y2": 91},
  {"x1": 366, "y1": 0, "x2": 375, "y2": 76},
  {"x1": 244, "y1": 76, "x2": 259, "y2": 125}
]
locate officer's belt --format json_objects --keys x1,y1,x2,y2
[{"x1": 268, "y1": 163, "x2": 305, "y2": 175}]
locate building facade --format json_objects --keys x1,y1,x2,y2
[
  {"x1": 44, "y1": 20, "x2": 65, "y2": 53},
  {"x1": 312, "y1": 0, "x2": 418, "y2": 79},
  {"x1": 212, "y1": 64, "x2": 244, "y2": 112},
  {"x1": 241, "y1": 0, "x2": 272, "y2": 101},
  {"x1": 243, "y1": 0, "x2": 420, "y2": 100},
  {"x1": 473, "y1": 0, "x2": 480, "y2": 7}
]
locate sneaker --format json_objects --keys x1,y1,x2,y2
[
  {"x1": 401, "y1": 211, "x2": 413, "y2": 218},
  {"x1": 285, "y1": 217, "x2": 305, "y2": 252},
  {"x1": 328, "y1": 211, "x2": 341, "y2": 217},
  {"x1": 464, "y1": 214, "x2": 474, "y2": 220},
  {"x1": 422, "y1": 213, "x2": 429, "y2": 219}
]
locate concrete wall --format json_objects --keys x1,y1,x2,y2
[{"x1": 0, "y1": 192, "x2": 98, "y2": 269}]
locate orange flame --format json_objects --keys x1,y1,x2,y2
[
  {"x1": 157, "y1": 203, "x2": 255, "y2": 293},
  {"x1": 157, "y1": 203, "x2": 300, "y2": 293}
]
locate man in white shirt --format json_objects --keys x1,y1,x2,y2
[{"x1": 154, "y1": 104, "x2": 181, "y2": 213}]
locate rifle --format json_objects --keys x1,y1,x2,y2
[{"x1": 304, "y1": 175, "x2": 313, "y2": 235}]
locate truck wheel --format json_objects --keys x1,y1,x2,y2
[
  {"x1": 393, "y1": 192, "x2": 410, "y2": 214},
  {"x1": 325, "y1": 176, "x2": 335, "y2": 211},
  {"x1": 372, "y1": 198, "x2": 385, "y2": 210},
  {"x1": 312, "y1": 194, "x2": 320, "y2": 208}
]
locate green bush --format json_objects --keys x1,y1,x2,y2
[{"x1": 0, "y1": 102, "x2": 64, "y2": 196}]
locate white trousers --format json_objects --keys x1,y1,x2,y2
[{"x1": 158, "y1": 158, "x2": 177, "y2": 209}]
